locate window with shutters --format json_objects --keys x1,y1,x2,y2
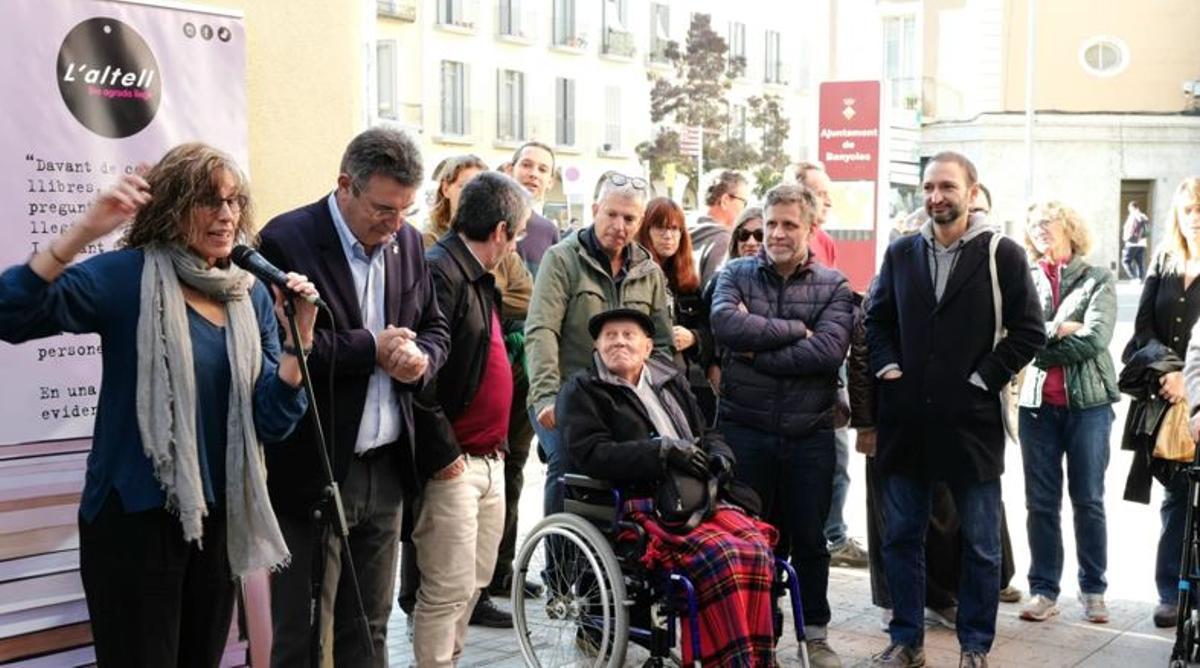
[
  {"x1": 728, "y1": 21, "x2": 746, "y2": 75},
  {"x1": 376, "y1": 41, "x2": 396, "y2": 119},
  {"x1": 649, "y1": 3, "x2": 670, "y2": 64},
  {"x1": 555, "y1": 77, "x2": 576, "y2": 147},
  {"x1": 440, "y1": 60, "x2": 468, "y2": 136},
  {"x1": 497, "y1": 69, "x2": 526, "y2": 142},
  {"x1": 765, "y1": 29, "x2": 783, "y2": 84},
  {"x1": 553, "y1": 0, "x2": 582, "y2": 47},
  {"x1": 604, "y1": 86, "x2": 621, "y2": 151}
]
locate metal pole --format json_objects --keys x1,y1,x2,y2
[
  {"x1": 1024, "y1": 0, "x2": 1036, "y2": 202},
  {"x1": 697, "y1": 127, "x2": 705, "y2": 204}
]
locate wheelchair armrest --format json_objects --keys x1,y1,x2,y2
[{"x1": 562, "y1": 474, "x2": 615, "y2": 491}]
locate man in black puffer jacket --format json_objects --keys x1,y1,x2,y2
[{"x1": 710, "y1": 183, "x2": 855, "y2": 667}]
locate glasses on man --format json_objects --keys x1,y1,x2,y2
[
  {"x1": 606, "y1": 173, "x2": 649, "y2": 191},
  {"x1": 729, "y1": 194, "x2": 748, "y2": 206},
  {"x1": 735, "y1": 227, "x2": 764, "y2": 242},
  {"x1": 199, "y1": 194, "x2": 248, "y2": 214}
]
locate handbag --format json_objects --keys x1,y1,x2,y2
[
  {"x1": 656, "y1": 468, "x2": 718, "y2": 534},
  {"x1": 988, "y1": 233, "x2": 1022, "y2": 442},
  {"x1": 1153, "y1": 400, "x2": 1195, "y2": 462}
]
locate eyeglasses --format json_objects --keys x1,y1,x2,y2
[
  {"x1": 606, "y1": 173, "x2": 649, "y2": 191},
  {"x1": 735, "y1": 227, "x2": 763, "y2": 242},
  {"x1": 199, "y1": 194, "x2": 247, "y2": 214},
  {"x1": 729, "y1": 194, "x2": 748, "y2": 206},
  {"x1": 352, "y1": 184, "x2": 418, "y2": 222}
]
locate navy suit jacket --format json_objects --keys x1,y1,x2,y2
[{"x1": 257, "y1": 196, "x2": 450, "y2": 514}]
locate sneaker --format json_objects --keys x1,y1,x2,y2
[
  {"x1": 829, "y1": 537, "x2": 869, "y2": 568},
  {"x1": 1019, "y1": 594, "x2": 1059, "y2": 622},
  {"x1": 468, "y1": 592, "x2": 513, "y2": 628},
  {"x1": 486, "y1": 575, "x2": 545, "y2": 598},
  {"x1": 1154, "y1": 602, "x2": 1178, "y2": 628},
  {"x1": 999, "y1": 585, "x2": 1023, "y2": 603},
  {"x1": 880, "y1": 607, "x2": 893, "y2": 633},
  {"x1": 805, "y1": 638, "x2": 843, "y2": 668},
  {"x1": 959, "y1": 651, "x2": 988, "y2": 667},
  {"x1": 1078, "y1": 592, "x2": 1109, "y2": 624},
  {"x1": 870, "y1": 643, "x2": 926, "y2": 667},
  {"x1": 925, "y1": 605, "x2": 957, "y2": 630}
]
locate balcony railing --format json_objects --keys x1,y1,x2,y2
[
  {"x1": 436, "y1": 0, "x2": 479, "y2": 32},
  {"x1": 603, "y1": 28, "x2": 635, "y2": 58},
  {"x1": 765, "y1": 63, "x2": 791, "y2": 86},
  {"x1": 647, "y1": 40, "x2": 670, "y2": 66},
  {"x1": 377, "y1": 0, "x2": 416, "y2": 21}
]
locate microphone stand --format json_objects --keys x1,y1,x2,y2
[{"x1": 281, "y1": 296, "x2": 373, "y2": 665}]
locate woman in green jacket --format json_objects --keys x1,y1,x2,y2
[{"x1": 1016, "y1": 201, "x2": 1119, "y2": 625}]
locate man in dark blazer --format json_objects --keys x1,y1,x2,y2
[
  {"x1": 258, "y1": 127, "x2": 450, "y2": 668},
  {"x1": 865, "y1": 151, "x2": 1044, "y2": 668}
]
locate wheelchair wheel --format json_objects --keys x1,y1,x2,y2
[{"x1": 513, "y1": 512, "x2": 629, "y2": 667}]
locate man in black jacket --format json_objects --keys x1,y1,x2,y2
[
  {"x1": 259, "y1": 128, "x2": 450, "y2": 667},
  {"x1": 411, "y1": 172, "x2": 530, "y2": 665},
  {"x1": 710, "y1": 183, "x2": 856, "y2": 668},
  {"x1": 865, "y1": 152, "x2": 1044, "y2": 668}
]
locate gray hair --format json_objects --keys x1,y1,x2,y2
[
  {"x1": 339, "y1": 127, "x2": 423, "y2": 192},
  {"x1": 453, "y1": 171, "x2": 531, "y2": 242},
  {"x1": 763, "y1": 183, "x2": 817, "y2": 224}
]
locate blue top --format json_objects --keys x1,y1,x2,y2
[{"x1": 0, "y1": 249, "x2": 308, "y2": 520}]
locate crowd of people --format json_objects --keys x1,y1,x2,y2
[{"x1": 4, "y1": 125, "x2": 1200, "y2": 668}]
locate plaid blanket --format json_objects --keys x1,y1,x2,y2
[{"x1": 623, "y1": 499, "x2": 778, "y2": 666}]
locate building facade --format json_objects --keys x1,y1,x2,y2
[{"x1": 830, "y1": 0, "x2": 1200, "y2": 275}]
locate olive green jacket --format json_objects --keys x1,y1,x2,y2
[
  {"x1": 525, "y1": 230, "x2": 673, "y2": 415},
  {"x1": 1018, "y1": 257, "x2": 1120, "y2": 409}
]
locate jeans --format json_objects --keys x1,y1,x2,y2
[
  {"x1": 1158, "y1": 469, "x2": 1190, "y2": 605},
  {"x1": 531, "y1": 405, "x2": 565, "y2": 517},
  {"x1": 1018, "y1": 404, "x2": 1113, "y2": 600},
  {"x1": 722, "y1": 421, "x2": 835, "y2": 626},
  {"x1": 1122, "y1": 245, "x2": 1146, "y2": 280},
  {"x1": 883, "y1": 473, "x2": 1001, "y2": 653},
  {"x1": 824, "y1": 426, "x2": 852, "y2": 548}
]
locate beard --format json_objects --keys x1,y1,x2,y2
[{"x1": 927, "y1": 201, "x2": 963, "y2": 225}]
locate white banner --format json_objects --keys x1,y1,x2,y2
[{"x1": 0, "y1": 0, "x2": 247, "y2": 445}]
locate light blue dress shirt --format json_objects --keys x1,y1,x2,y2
[{"x1": 328, "y1": 193, "x2": 400, "y2": 454}]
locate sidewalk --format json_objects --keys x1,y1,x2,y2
[{"x1": 387, "y1": 280, "x2": 1176, "y2": 666}]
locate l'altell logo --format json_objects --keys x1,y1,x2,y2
[
  {"x1": 57, "y1": 17, "x2": 162, "y2": 138},
  {"x1": 62, "y1": 62, "x2": 156, "y2": 93}
]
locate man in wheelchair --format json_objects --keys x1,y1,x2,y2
[{"x1": 555, "y1": 307, "x2": 780, "y2": 665}]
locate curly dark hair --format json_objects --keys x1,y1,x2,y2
[{"x1": 121, "y1": 143, "x2": 255, "y2": 250}]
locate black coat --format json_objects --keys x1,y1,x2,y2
[
  {"x1": 558, "y1": 355, "x2": 734, "y2": 498},
  {"x1": 866, "y1": 229, "x2": 1045, "y2": 482},
  {"x1": 413, "y1": 232, "x2": 506, "y2": 478},
  {"x1": 257, "y1": 197, "x2": 451, "y2": 514},
  {"x1": 710, "y1": 253, "x2": 856, "y2": 437}
]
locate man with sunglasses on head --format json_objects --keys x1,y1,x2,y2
[
  {"x1": 257, "y1": 127, "x2": 451, "y2": 666},
  {"x1": 691, "y1": 170, "x2": 751, "y2": 287},
  {"x1": 525, "y1": 172, "x2": 674, "y2": 523}
]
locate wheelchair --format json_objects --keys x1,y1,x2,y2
[{"x1": 511, "y1": 474, "x2": 809, "y2": 667}]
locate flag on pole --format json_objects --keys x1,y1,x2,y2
[{"x1": 677, "y1": 125, "x2": 703, "y2": 158}]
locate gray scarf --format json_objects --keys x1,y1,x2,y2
[{"x1": 135, "y1": 245, "x2": 290, "y2": 578}]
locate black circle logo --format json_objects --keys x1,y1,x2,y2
[
  {"x1": 217, "y1": 26, "x2": 231, "y2": 43},
  {"x1": 183, "y1": 22, "x2": 196, "y2": 38},
  {"x1": 56, "y1": 18, "x2": 162, "y2": 139},
  {"x1": 200, "y1": 24, "x2": 213, "y2": 40}
]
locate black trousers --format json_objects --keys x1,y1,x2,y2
[
  {"x1": 490, "y1": 362, "x2": 535, "y2": 589},
  {"x1": 270, "y1": 447, "x2": 405, "y2": 668},
  {"x1": 79, "y1": 493, "x2": 235, "y2": 668}
]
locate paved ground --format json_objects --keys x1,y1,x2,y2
[{"x1": 387, "y1": 281, "x2": 1178, "y2": 666}]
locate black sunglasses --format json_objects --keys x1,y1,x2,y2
[{"x1": 735, "y1": 227, "x2": 763, "y2": 242}]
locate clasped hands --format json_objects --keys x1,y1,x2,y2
[{"x1": 375, "y1": 325, "x2": 428, "y2": 383}]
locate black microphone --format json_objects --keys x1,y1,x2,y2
[{"x1": 231, "y1": 244, "x2": 327, "y2": 309}]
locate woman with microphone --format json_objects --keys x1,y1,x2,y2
[{"x1": 0, "y1": 143, "x2": 319, "y2": 667}]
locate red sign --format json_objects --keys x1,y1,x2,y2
[{"x1": 818, "y1": 81, "x2": 880, "y2": 180}]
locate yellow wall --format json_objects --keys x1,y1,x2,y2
[
  {"x1": 1002, "y1": 0, "x2": 1200, "y2": 112},
  {"x1": 192, "y1": 0, "x2": 366, "y2": 221}
]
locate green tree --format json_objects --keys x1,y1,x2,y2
[
  {"x1": 637, "y1": 13, "x2": 745, "y2": 195},
  {"x1": 747, "y1": 94, "x2": 791, "y2": 196}
]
